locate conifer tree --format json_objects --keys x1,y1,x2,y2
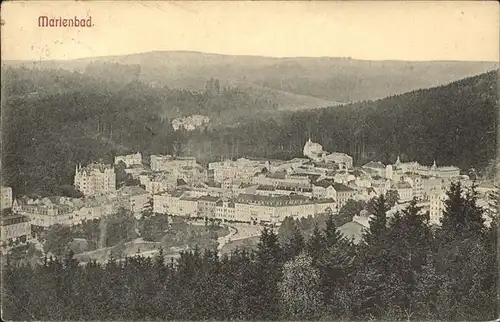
[
  {"x1": 283, "y1": 221, "x2": 305, "y2": 260},
  {"x1": 306, "y1": 224, "x2": 326, "y2": 264},
  {"x1": 279, "y1": 253, "x2": 324, "y2": 320},
  {"x1": 252, "y1": 227, "x2": 283, "y2": 320}
]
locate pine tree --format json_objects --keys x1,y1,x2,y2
[
  {"x1": 283, "y1": 221, "x2": 305, "y2": 260},
  {"x1": 434, "y1": 182, "x2": 493, "y2": 320},
  {"x1": 385, "y1": 200, "x2": 433, "y2": 318},
  {"x1": 351, "y1": 194, "x2": 391, "y2": 318},
  {"x1": 279, "y1": 254, "x2": 324, "y2": 320},
  {"x1": 252, "y1": 227, "x2": 284, "y2": 320},
  {"x1": 306, "y1": 224, "x2": 325, "y2": 264}
]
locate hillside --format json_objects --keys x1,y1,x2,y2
[
  {"x1": 4, "y1": 50, "x2": 497, "y2": 103},
  {"x1": 1, "y1": 66, "x2": 497, "y2": 196},
  {"x1": 180, "y1": 70, "x2": 498, "y2": 175}
]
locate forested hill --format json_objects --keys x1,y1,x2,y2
[
  {"x1": 181, "y1": 70, "x2": 498, "y2": 176},
  {"x1": 5, "y1": 51, "x2": 497, "y2": 103},
  {"x1": 1, "y1": 67, "x2": 497, "y2": 196}
]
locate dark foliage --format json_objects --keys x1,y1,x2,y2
[{"x1": 3, "y1": 184, "x2": 496, "y2": 321}]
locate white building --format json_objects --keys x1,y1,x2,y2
[
  {"x1": 215, "y1": 200, "x2": 236, "y2": 221},
  {"x1": 150, "y1": 155, "x2": 197, "y2": 172},
  {"x1": 1, "y1": 186, "x2": 13, "y2": 210},
  {"x1": 139, "y1": 171, "x2": 178, "y2": 194},
  {"x1": 209, "y1": 158, "x2": 268, "y2": 183},
  {"x1": 74, "y1": 163, "x2": 116, "y2": 197},
  {"x1": 117, "y1": 186, "x2": 151, "y2": 215},
  {"x1": 429, "y1": 188, "x2": 446, "y2": 225},
  {"x1": 234, "y1": 194, "x2": 335, "y2": 224},
  {"x1": 402, "y1": 174, "x2": 424, "y2": 200},
  {"x1": 362, "y1": 161, "x2": 386, "y2": 177},
  {"x1": 392, "y1": 181, "x2": 413, "y2": 202},
  {"x1": 1, "y1": 214, "x2": 31, "y2": 254},
  {"x1": 303, "y1": 138, "x2": 325, "y2": 161},
  {"x1": 312, "y1": 180, "x2": 356, "y2": 212},
  {"x1": 153, "y1": 189, "x2": 198, "y2": 217},
  {"x1": 323, "y1": 152, "x2": 354, "y2": 169},
  {"x1": 114, "y1": 152, "x2": 142, "y2": 167}
]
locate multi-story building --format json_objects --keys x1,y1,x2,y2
[
  {"x1": 1, "y1": 186, "x2": 13, "y2": 210},
  {"x1": 392, "y1": 181, "x2": 413, "y2": 202},
  {"x1": 234, "y1": 194, "x2": 335, "y2": 224},
  {"x1": 14, "y1": 192, "x2": 141, "y2": 229},
  {"x1": 117, "y1": 186, "x2": 151, "y2": 215},
  {"x1": 197, "y1": 195, "x2": 220, "y2": 218},
  {"x1": 429, "y1": 188, "x2": 446, "y2": 225},
  {"x1": 362, "y1": 161, "x2": 387, "y2": 178},
  {"x1": 15, "y1": 196, "x2": 78, "y2": 229},
  {"x1": 215, "y1": 200, "x2": 236, "y2": 221},
  {"x1": 139, "y1": 171, "x2": 177, "y2": 194},
  {"x1": 153, "y1": 189, "x2": 197, "y2": 217},
  {"x1": 209, "y1": 158, "x2": 267, "y2": 183},
  {"x1": 74, "y1": 163, "x2": 116, "y2": 197},
  {"x1": 124, "y1": 165, "x2": 147, "y2": 179},
  {"x1": 0, "y1": 213, "x2": 31, "y2": 254},
  {"x1": 255, "y1": 184, "x2": 313, "y2": 197},
  {"x1": 153, "y1": 190, "x2": 184, "y2": 215},
  {"x1": 114, "y1": 152, "x2": 142, "y2": 167},
  {"x1": 178, "y1": 196, "x2": 199, "y2": 217},
  {"x1": 323, "y1": 152, "x2": 354, "y2": 169},
  {"x1": 403, "y1": 174, "x2": 424, "y2": 200},
  {"x1": 252, "y1": 172, "x2": 311, "y2": 187},
  {"x1": 312, "y1": 180, "x2": 355, "y2": 212},
  {"x1": 268, "y1": 158, "x2": 309, "y2": 173},
  {"x1": 150, "y1": 155, "x2": 197, "y2": 172},
  {"x1": 173, "y1": 165, "x2": 207, "y2": 184},
  {"x1": 394, "y1": 157, "x2": 461, "y2": 180}
]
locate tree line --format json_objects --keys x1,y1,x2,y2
[
  {"x1": 181, "y1": 70, "x2": 497, "y2": 174},
  {"x1": 2, "y1": 182, "x2": 497, "y2": 321}
]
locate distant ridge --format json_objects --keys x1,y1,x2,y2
[{"x1": 3, "y1": 50, "x2": 498, "y2": 103}]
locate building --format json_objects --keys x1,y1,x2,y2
[
  {"x1": 422, "y1": 177, "x2": 444, "y2": 200},
  {"x1": 303, "y1": 139, "x2": 353, "y2": 168},
  {"x1": 14, "y1": 196, "x2": 78, "y2": 229},
  {"x1": 150, "y1": 155, "x2": 197, "y2": 172},
  {"x1": 234, "y1": 194, "x2": 335, "y2": 224},
  {"x1": 312, "y1": 180, "x2": 355, "y2": 212},
  {"x1": 323, "y1": 152, "x2": 354, "y2": 169},
  {"x1": 215, "y1": 200, "x2": 236, "y2": 221},
  {"x1": 74, "y1": 163, "x2": 116, "y2": 197},
  {"x1": 1, "y1": 186, "x2": 13, "y2": 210},
  {"x1": 362, "y1": 161, "x2": 387, "y2": 177},
  {"x1": 0, "y1": 213, "x2": 31, "y2": 254},
  {"x1": 139, "y1": 171, "x2": 177, "y2": 194},
  {"x1": 197, "y1": 195, "x2": 220, "y2": 219},
  {"x1": 268, "y1": 158, "x2": 310, "y2": 173},
  {"x1": 117, "y1": 186, "x2": 151, "y2": 215},
  {"x1": 153, "y1": 189, "x2": 198, "y2": 217},
  {"x1": 174, "y1": 165, "x2": 207, "y2": 184},
  {"x1": 429, "y1": 188, "x2": 446, "y2": 225},
  {"x1": 303, "y1": 138, "x2": 326, "y2": 161},
  {"x1": 114, "y1": 152, "x2": 142, "y2": 167},
  {"x1": 253, "y1": 171, "x2": 311, "y2": 187},
  {"x1": 403, "y1": 174, "x2": 424, "y2": 200},
  {"x1": 209, "y1": 158, "x2": 268, "y2": 183},
  {"x1": 124, "y1": 164, "x2": 147, "y2": 179},
  {"x1": 392, "y1": 181, "x2": 413, "y2": 202}
]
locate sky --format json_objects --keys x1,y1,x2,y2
[{"x1": 1, "y1": 1, "x2": 499, "y2": 61}]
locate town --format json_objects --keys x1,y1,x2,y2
[{"x1": 1, "y1": 138, "x2": 496, "y2": 260}]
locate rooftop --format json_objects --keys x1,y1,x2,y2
[
  {"x1": 362, "y1": 161, "x2": 386, "y2": 169},
  {"x1": 236, "y1": 193, "x2": 312, "y2": 207},
  {"x1": 0, "y1": 213, "x2": 30, "y2": 226}
]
